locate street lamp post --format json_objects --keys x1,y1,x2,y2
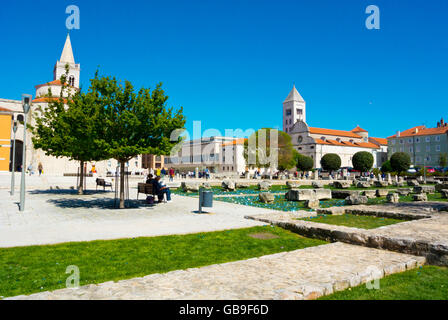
[
  {"x1": 19, "y1": 94, "x2": 32, "y2": 212},
  {"x1": 10, "y1": 119, "x2": 18, "y2": 196}
]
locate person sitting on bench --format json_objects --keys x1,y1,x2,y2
[
  {"x1": 146, "y1": 173, "x2": 154, "y2": 184},
  {"x1": 154, "y1": 176, "x2": 171, "y2": 203}
]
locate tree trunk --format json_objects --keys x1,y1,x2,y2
[
  {"x1": 120, "y1": 161, "x2": 125, "y2": 209},
  {"x1": 78, "y1": 160, "x2": 84, "y2": 195}
]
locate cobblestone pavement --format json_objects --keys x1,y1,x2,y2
[{"x1": 6, "y1": 242, "x2": 425, "y2": 300}]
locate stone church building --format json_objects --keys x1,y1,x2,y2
[
  {"x1": 284, "y1": 86, "x2": 388, "y2": 169},
  {"x1": 0, "y1": 34, "x2": 143, "y2": 176}
]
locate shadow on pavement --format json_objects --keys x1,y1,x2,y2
[
  {"x1": 47, "y1": 197, "x2": 156, "y2": 210},
  {"x1": 29, "y1": 189, "x2": 113, "y2": 196}
]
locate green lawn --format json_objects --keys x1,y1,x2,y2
[
  {"x1": 320, "y1": 265, "x2": 448, "y2": 300},
  {"x1": 0, "y1": 226, "x2": 327, "y2": 298},
  {"x1": 298, "y1": 214, "x2": 403, "y2": 229}
]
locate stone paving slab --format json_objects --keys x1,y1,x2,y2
[
  {"x1": 246, "y1": 203, "x2": 448, "y2": 266},
  {"x1": 6, "y1": 242, "x2": 425, "y2": 300}
]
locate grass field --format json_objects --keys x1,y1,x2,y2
[
  {"x1": 320, "y1": 265, "x2": 448, "y2": 300},
  {"x1": 0, "y1": 226, "x2": 327, "y2": 298},
  {"x1": 298, "y1": 214, "x2": 403, "y2": 229}
]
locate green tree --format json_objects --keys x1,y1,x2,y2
[
  {"x1": 439, "y1": 153, "x2": 447, "y2": 168},
  {"x1": 352, "y1": 151, "x2": 374, "y2": 173},
  {"x1": 243, "y1": 129, "x2": 297, "y2": 171},
  {"x1": 31, "y1": 65, "x2": 107, "y2": 194},
  {"x1": 390, "y1": 152, "x2": 411, "y2": 174},
  {"x1": 296, "y1": 154, "x2": 314, "y2": 172},
  {"x1": 90, "y1": 73, "x2": 186, "y2": 208},
  {"x1": 381, "y1": 160, "x2": 393, "y2": 173},
  {"x1": 320, "y1": 153, "x2": 341, "y2": 172}
]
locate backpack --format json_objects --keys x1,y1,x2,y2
[{"x1": 146, "y1": 196, "x2": 154, "y2": 204}]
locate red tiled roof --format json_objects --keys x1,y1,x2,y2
[
  {"x1": 35, "y1": 80, "x2": 77, "y2": 90},
  {"x1": 351, "y1": 126, "x2": 368, "y2": 133},
  {"x1": 314, "y1": 138, "x2": 380, "y2": 149},
  {"x1": 0, "y1": 106, "x2": 12, "y2": 112},
  {"x1": 387, "y1": 125, "x2": 448, "y2": 138},
  {"x1": 32, "y1": 97, "x2": 68, "y2": 103},
  {"x1": 369, "y1": 137, "x2": 388, "y2": 145},
  {"x1": 309, "y1": 127, "x2": 361, "y2": 138},
  {"x1": 354, "y1": 142, "x2": 381, "y2": 149},
  {"x1": 221, "y1": 138, "x2": 247, "y2": 147}
]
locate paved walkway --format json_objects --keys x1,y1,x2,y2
[
  {"x1": 6, "y1": 242, "x2": 425, "y2": 300},
  {"x1": 246, "y1": 202, "x2": 448, "y2": 265},
  {"x1": 0, "y1": 188, "x2": 271, "y2": 247}
]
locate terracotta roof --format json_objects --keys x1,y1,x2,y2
[
  {"x1": 314, "y1": 138, "x2": 379, "y2": 149},
  {"x1": 35, "y1": 80, "x2": 77, "y2": 90},
  {"x1": 354, "y1": 142, "x2": 381, "y2": 149},
  {"x1": 309, "y1": 127, "x2": 361, "y2": 138},
  {"x1": 326, "y1": 139, "x2": 345, "y2": 146},
  {"x1": 351, "y1": 126, "x2": 368, "y2": 133},
  {"x1": 369, "y1": 137, "x2": 388, "y2": 145},
  {"x1": 387, "y1": 125, "x2": 448, "y2": 138},
  {"x1": 221, "y1": 138, "x2": 247, "y2": 147},
  {"x1": 314, "y1": 138, "x2": 332, "y2": 145},
  {"x1": 32, "y1": 97, "x2": 68, "y2": 103},
  {"x1": 0, "y1": 106, "x2": 12, "y2": 112}
]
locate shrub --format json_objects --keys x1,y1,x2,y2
[
  {"x1": 352, "y1": 151, "x2": 374, "y2": 173},
  {"x1": 381, "y1": 160, "x2": 393, "y2": 173},
  {"x1": 296, "y1": 154, "x2": 314, "y2": 172},
  {"x1": 390, "y1": 152, "x2": 411, "y2": 173},
  {"x1": 320, "y1": 153, "x2": 341, "y2": 171}
]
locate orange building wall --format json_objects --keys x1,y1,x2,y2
[{"x1": 0, "y1": 114, "x2": 12, "y2": 171}]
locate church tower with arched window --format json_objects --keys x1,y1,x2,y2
[
  {"x1": 283, "y1": 85, "x2": 306, "y2": 133},
  {"x1": 53, "y1": 33, "x2": 80, "y2": 88}
]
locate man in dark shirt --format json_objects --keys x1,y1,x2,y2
[{"x1": 154, "y1": 176, "x2": 171, "y2": 202}]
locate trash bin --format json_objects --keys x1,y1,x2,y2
[{"x1": 199, "y1": 188, "x2": 213, "y2": 213}]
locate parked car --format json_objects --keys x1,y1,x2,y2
[
  {"x1": 425, "y1": 166, "x2": 436, "y2": 173},
  {"x1": 407, "y1": 168, "x2": 417, "y2": 174}
]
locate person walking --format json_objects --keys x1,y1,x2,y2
[
  {"x1": 38, "y1": 163, "x2": 43, "y2": 176},
  {"x1": 169, "y1": 167, "x2": 175, "y2": 182}
]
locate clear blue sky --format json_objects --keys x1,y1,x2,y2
[{"x1": 0, "y1": 0, "x2": 447, "y2": 139}]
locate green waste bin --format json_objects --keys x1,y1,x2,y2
[{"x1": 199, "y1": 188, "x2": 213, "y2": 213}]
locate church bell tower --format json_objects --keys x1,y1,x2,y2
[
  {"x1": 53, "y1": 34, "x2": 80, "y2": 88},
  {"x1": 283, "y1": 85, "x2": 306, "y2": 133}
]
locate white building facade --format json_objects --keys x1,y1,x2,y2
[
  {"x1": 285, "y1": 86, "x2": 388, "y2": 169},
  {"x1": 166, "y1": 136, "x2": 247, "y2": 175}
]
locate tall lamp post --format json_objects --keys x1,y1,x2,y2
[
  {"x1": 19, "y1": 94, "x2": 32, "y2": 212},
  {"x1": 10, "y1": 118, "x2": 18, "y2": 196}
]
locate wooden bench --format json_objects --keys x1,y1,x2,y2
[
  {"x1": 96, "y1": 178, "x2": 113, "y2": 191},
  {"x1": 137, "y1": 183, "x2": 155, "y2": 200}
]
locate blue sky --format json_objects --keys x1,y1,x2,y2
[{"x1": 0, "y1": 0, "x2": 447, "y2": 139}]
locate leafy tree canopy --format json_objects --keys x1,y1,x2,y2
[
  {"x1": 296, "y1": 153, "x2": 314, "y2": 172},
  {"x1": 390, "y1": 152, "x2": 411, "y2": 173},
  {"x1": 243, "y1": 129, "x2": 298, "y2": 171},
  {"x1": 352, "y1": 151, "x2": 374, "y2": 173},
  {"x1": 320, "y1": 153, "x2": 341, "y2": 171}
]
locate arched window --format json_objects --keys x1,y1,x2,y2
[{"x1": 69, "y1": 76, "x2": 75, "y2": 87}]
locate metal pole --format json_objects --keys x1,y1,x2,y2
[
  {"x1": 19, "y1": 115, "x2": 27, "y2": 212},
  {"x1": 424, "y1": 157, "x2": 427, "y2": 184},
  {"x1": 10, "y1": 127, "x2": 17, "y2": 196}
]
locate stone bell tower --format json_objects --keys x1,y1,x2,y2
[{"x1": 283, "y1": 85, "x2": 306, "y2": 133}]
